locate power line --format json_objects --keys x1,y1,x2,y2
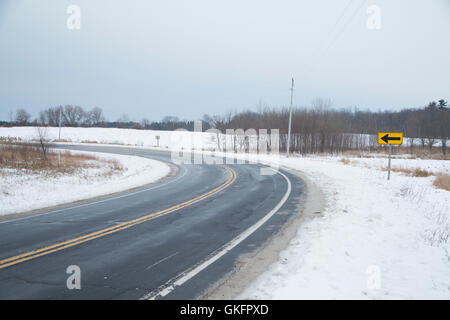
[
  {"x1": 302, "y1": 0, "x2": 368, "y2": 80},
  {"x1": 302, "y1": 1, "x2": 353, "y2": 72},
  {"x1": 329, "y1": 0, "x2": 356, "y2": 36},
  {"x1": 323, "y1": 0, "x2": 368, "y2": 55}
]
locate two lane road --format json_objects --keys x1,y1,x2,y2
[{"x1": 0, "y1": 145, "x2": 304, "y2": 299}]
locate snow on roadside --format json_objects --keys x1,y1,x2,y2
[
  {"x1": 0, "y1": 151, "x2": 170, "y2": 216},
  {"x1": 240, "y1": 155, "x2": 450, "y2": 299}
]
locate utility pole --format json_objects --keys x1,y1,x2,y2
[
  {"x1": 58, "y1": 105, "x2": 62, "y2": 140},
  {"x1": 286, "y1": 77, "x2": 294, "y2": 157}
]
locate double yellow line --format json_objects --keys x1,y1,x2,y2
[{"x1": 0, "y1": 165, "x2": 237, "y2": 270}]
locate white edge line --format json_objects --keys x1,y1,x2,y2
[
  {"x1": 144, "y1": 252, "x2": 179, "y2": 271},
  {"x1": 141, "y1": 167, "x2": 292, "y2": 300}
]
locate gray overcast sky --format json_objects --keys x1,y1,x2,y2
[{"x1": 1, "y1": 0, "x2": 449, "y2": 122}]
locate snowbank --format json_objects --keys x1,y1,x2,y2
[{"x1": 0, "y1": 151, "x2": 170, "y2": 216}]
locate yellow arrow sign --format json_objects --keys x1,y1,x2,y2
[{"x1": 378, "y1": 132, "x2": 403, "y2": 145}]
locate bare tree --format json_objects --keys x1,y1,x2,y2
[
  {"x1": 62, "y1": 105, "x2": 86, "y2": 127},
  {"x1": 87, "y1": 107, "x2": 105, "y2": 126},
  {"x1": 203, "y1": 114, "x2": 227, "y2": 150},
  {"x1": 437, "y1": 107, "x2": 449, "y2": 157},
  {"x1": 15, "y1": 109, "x2": 31, "y2": 125},
  {"x1": 405, "y1": 116, "x2": 420, "y2": 154},
  {"x1": 141, "y1": 118, "x2": 150, "y2": 129},
  {"x1": 35, "y1": 126, "x2": 49, "y2": 161},
  {"x1": 38, "y1": 106, "x2": 61, "y2": 126},
  {"x1": 117, "y1": 114, "x2": 130, "y2": 128}
]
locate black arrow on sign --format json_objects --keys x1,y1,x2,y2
[{"x1": 381, "y1": 134, "x2": 400, "y2": 144}]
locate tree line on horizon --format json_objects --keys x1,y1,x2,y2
[
  {"x1": 1, "y1": 99, "x2": 449, "y2": 155},
  {"x1": 206, "y1": 99, "x2": 449, "y2": 156}
]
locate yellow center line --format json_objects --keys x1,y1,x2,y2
[{"x1": 0, "y1": 165, "x2": 237, "y2": 270}]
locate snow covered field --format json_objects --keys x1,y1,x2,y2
[
  {"x1": 0, "y1": 127, "x2": 447, "y2": 152},
  {"x1": 1, "y1": 126, "x2": 449, "y2": 299},
  {"x1": 240, "y1": 155, "x2": 450, "y2": 299},
  {"x1": 0, "y1": 126, "x2": 218, "y2": 150},
  {"x1": 337, "y1": 156, "x2": 449, "y2": 175},
  {"x1": 0, "y1": 150, "x2": 170, "y2": 216}
]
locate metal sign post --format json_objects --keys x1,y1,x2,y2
[
  {"x1": 388, "y1": 144, "x2": 392, "y2": 180},
  {"x1": 378, "y1": 132, "x2": 403, "y2": 181}
]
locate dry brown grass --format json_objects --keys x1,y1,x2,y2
[
  {"x1": 0, "y1": 141, "x2": 123, "y2": 176},
  {"x1": 52, "y1": 139, "x2": 72, "y2": 143},
  {"x1": 410, "y1": 168, "x2": 433, "y2": 177},
  {"x1": 339, "y1": 147, "x2": 448, "y2": 160},
  {"x1": 340, "y1": 158, "x2": 350, "y2": 165},
  {"x1": 381, "y1": 166, "x2": 433, "y2": 177},
  {"x1": 433, "y1": 174, "x2": 450, "y2": 191},
  {"x1": 339, "y1": 150, "x2": 370, "y2": 158}
]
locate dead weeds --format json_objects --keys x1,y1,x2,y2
[
  {"x1": 0, "y1": 140, "x2": 123, "y2": 177},
  {"x1": 433, "y1": 174, "x2": 450, "y2": 191}
]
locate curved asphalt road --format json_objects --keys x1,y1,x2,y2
[{"x1": 0, "y1": 145, "x2": 305, "y2": 299}]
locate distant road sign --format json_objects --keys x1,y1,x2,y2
[{"x1": 378, "y1": 132, "x2": 403, "y2": 145}]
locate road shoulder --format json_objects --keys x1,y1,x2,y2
[{"x1": 203, "y1": 167, "x2": 325, "y2": 299}]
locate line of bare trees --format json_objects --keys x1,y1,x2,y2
[
  {"x1": 3, "y1": 99, "x2": 448, "y2": 156},
  {"x1": 202, "y1": 99, "x2": 449, "y2": 156},
  {"x1": 5, "y1": 106, "x2": 106, "y2": 127},
  {"x1": 38, "y1": 105, "x2": 106, "y2": 127},
  {"x1": 5, "y1": 107, "x2": 201, "y2": 130}
]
